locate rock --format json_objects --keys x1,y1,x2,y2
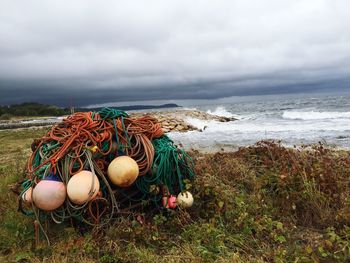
[
  {"x1": 176, "y1": 125, "x2": 184, "y2": 131},
  {"x1": 130, "y1": 108, "x2": 237, "y2": 134},
  {"x1": 218, "y1": 117, "x2": 229, "y2": 122}
]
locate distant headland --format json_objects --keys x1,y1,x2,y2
[{"x1": 0, "y1": 102, "x2": 180, "y2": 119}]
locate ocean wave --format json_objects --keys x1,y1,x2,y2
[
  {"x1": 206, "y1": 106, "x2": 235, "y2": 118},
  {"x1": 185, "y1": 117, "x2": 216, "y2": 130},
  {"x1": 282, "y1": 111, "x2": 350, "y2": 120},
  {"x1": 184, "y1": 115, "x2": 350, "y2": 134}
]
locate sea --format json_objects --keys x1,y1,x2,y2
[
  {"x1": 168, "y1": 93, "x2": 350, "y2": 151},
  {"x1": 18, "y1": 92, "x2": 350, "y2": 151}
]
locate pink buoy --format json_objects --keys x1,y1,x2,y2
[
  {"x1": 162, "y1": 195, "x2": 177, "y2": 209},
  {"x1": 168, "y1": 195, "x2": 177, "y2": 209},
  {"x1": 33, "y1": 177, "x2": 66, "y2": 211}
]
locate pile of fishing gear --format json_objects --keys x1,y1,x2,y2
[{"x1": 19, "y1": 108, "x2": 195, "y2": 231}]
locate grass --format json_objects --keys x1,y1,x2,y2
[{"x1": 1, "y1": 129, "x2": 350, "y2": 262}]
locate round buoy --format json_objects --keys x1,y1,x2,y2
[
  {"x1": 33, "y1": 179, "x2": 66, "y2": 211},
  {"x1": 177, "y1": 191, "x2": 194, "y2": 208},
  {"x1": 168, "y1": 195, "x2": 177, "y2": 209},
  {"x1": 22, "y1": 187, "x2": 33, "y2": 204},
  {"x1": 162, "y1": 195, "x2": 177, "y2": 209},
  {"x1": 67, "y1": 170, "x2": 100, "y2": 205},
  {"x1": 107, "y1": 156, "x2": 139, "y2": 187}
]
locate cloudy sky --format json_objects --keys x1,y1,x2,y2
[{"x1": 0, "y1": 0, "x2": 349, "y2": 106}]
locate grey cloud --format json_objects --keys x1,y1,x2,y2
[{"x1": 0, "y1": 0, "x2": 350, "y2": 106}]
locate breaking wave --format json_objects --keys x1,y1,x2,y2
[
  {"x1": 206, "y1": 106, "x2": 235, "y2": 118},
  {"x1": 282, "y1": 111, "x2": 350, "y2": 120}
]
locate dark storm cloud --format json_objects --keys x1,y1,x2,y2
[{"x1": 0, "y1": 0, "x2": 350, "y2": 106}]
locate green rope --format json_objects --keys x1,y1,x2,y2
[
  {"x1": 136, "y1": 135, "x2": 195, "y2": 195},
  {"x1": 99, "y1": 107, "x2": 130, "y2": 153},
  {"x1": 98, "y1": 107, "x2": 129, "y2": 120}
]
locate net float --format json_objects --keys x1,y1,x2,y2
[
  {"x1": 21, "y1": 187, "x2": 33, "y2": 204},
  {"x1": 32, "y1": 176, "x2": 66, "y2": 211},
  {"x1": 107, "y1": 156, "x2": 139, "y2": 187},
  {"x1": 67, "y1": 170, "x2": 100, "y2": 205},
  {"x1": 177, "y1": 191, "x2": 194, "y2": 208},
  {"x1": 162, "y1": 195, "x2": 177, "y2": 209}
]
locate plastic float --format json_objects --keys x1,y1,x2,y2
[{"x1": 67, "y1": 170, "x2": 100, "y2": 205}]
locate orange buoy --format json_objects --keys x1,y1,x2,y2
[
  {"x1": 177, "y1": 191, "x2": 194, "y2": 208},
  {"x1": 67, "y1": 170, "x2": 100, "y2": 205},
  {"x1": 107, "y1": 156, "x2": 139, "y2": 187},
  {"x1": 33, "y1": 178, "x2": 66, "y2": 211},
  {"x1": 22, "y1": 187, "x2": 33, "y2": 204}
]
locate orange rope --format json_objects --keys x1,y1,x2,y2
[
  {"x1": 125, "y1": 133, "x2": 154, "y2": 176},
  {"x1": 125, "y1": 116, "x2": 164, "y2": 140},
  {"x1": 27, "y1": 112, "x2": 115, "y2": 176},
  {"x1": 27, "y1": 112, "x2": 164, "y2": 178}
]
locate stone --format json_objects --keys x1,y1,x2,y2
[{"x1": 176, "y1": 125, "x2": 184, "y2": 130}]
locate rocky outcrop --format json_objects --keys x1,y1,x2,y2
[{"x1": 130, "y1": 109, "x2": 237, "y2": 133}]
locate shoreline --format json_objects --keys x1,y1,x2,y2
[
  {"x1": 1, "y1": 108, "x2": 348, "y2": 153},
  {"x1": 0, "y1": 108, "x2": 236, "y2": 131}
]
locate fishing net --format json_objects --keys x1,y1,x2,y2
[{"x1": 18, "y1": 108, "x2": 195, "y2": 239}]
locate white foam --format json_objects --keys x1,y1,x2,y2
[
  {"x1": 186, "y1": 117, "x2": 350, "y2": 133},
  {"x1": 185, "y1": 117, "x2": 217, "y2": 130},
  {"x1": 206, "y1": 106, "x2": 235, "y2": 118},
  {"x1": 169, "y1": 113, "x2": 350, "y2": 150},
  {"x1": 283, "y1": 111, "x2": 350, "y2": 120}
]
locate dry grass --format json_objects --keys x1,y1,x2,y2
[{"x1": 1, "y1": 129, "x2": 350, "y2": 262}]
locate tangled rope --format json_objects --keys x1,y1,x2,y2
[
  {"x1": 18, "y1": 107, "x2": 195, "y2": 243},
  {"x1": 136, "y1": 135, "x2": 195, "y2": 195}
]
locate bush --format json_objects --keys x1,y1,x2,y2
[{"x1": 0, "y1": 113, "x2": 13, "y2": 120}]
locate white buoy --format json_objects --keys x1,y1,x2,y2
[
  {"x1": 67, "y1": 170, "x2": 100, "y2": 205},
  {"x1": 177, "y1": 191, "x2": 194, "y2": 208},
  {"x1": 107, "y1": 156, "x2": 139, "y2": 187}
]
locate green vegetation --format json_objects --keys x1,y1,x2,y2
[
  {"x1": 1, "y1": 129, "x2": 350, "y2": 262},
  {"x1": 0, "y1": 103, "x2": 69, "y2": 119},
  {"x1": 0, "y1": 103, "x2": 180, "y2": 120}
]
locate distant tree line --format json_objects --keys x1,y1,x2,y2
[
  {"x1": 0, "y1": 102, "x2": 180, "y2": 120},
  {"x1": 0, "y1": 103, "x2": 69, "y2": 119}
]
